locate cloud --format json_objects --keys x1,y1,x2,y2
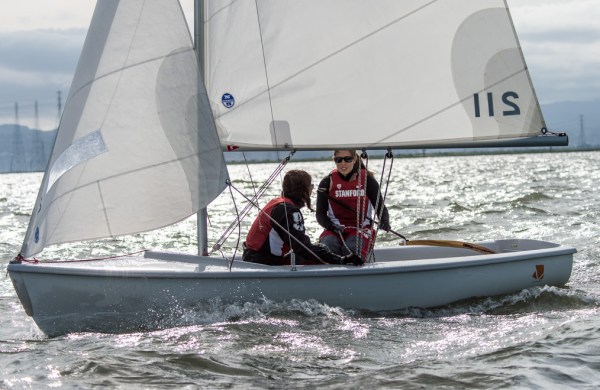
[
  {"x1": 0, "y1": 29, "x2": 84, "y2": 127},
  {"x1": 0, "y1": 29, "x2": 85, "y2": 74},
  {"x1": 1, "y1": 0, "x2": 599, "y2": 127},
  {"x1": 0, "y1": 2, "x2": 94, "y2": 33},
  {"x1": 0, "y1": 1, "x2": 194, "y2": 33},
  {"x1": 509, "y1": 0, "x2": 600, "y2": 32},
  {"x1": 0, "y1": 65, "x2": 72, "y2": 88},
  {"x1": 507, "y1": 0, "x2": 600, "y2": 103},
  {"x1": 0, "y1": 29, "x2": 82, "y2": 129}
]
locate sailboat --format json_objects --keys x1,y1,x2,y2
[{"x1": 7, "y1": 0, "x2": 575, "y2": 337}]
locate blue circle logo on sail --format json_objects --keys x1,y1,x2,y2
[
  {"x1": 221, "y1": 93, "x2": 235, "y2": 108},
  {"x1": 34, "y1": 227, "x2": 40, "y2": 243}
]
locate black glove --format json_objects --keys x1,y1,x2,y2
[
  {"x1": 341, "y1": 253, "x2": 364, "y2": 266},
  {"x1": 329, "y1": 224, "x2": 344, "y2": 234},
  {"x1": 378, "y1": 217, "x2": 391, "y2": 232}
]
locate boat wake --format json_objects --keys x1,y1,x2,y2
[
  {"x1": 140, "y1": 286, "x2": 597, "y2": 335},
  {"x1": 481, "y1": 285, "x2": 598, "y2": 314},
  {"x1": 144, "y1": 297, "x2": 344, "y2": 332},
  {"x1": 351, "y1": 285, "x2": 597, "y2": 320}
]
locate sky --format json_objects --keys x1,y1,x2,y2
[{"x1": 0, "y1": 0, "x2": 598, "y2": 130}]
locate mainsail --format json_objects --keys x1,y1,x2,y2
[
  {"x1": 205, "y1": 0, "x2": 561, "y2": 150},
  {"x1": 21, "y1": 0, "x2": 228, "y2": 257}
]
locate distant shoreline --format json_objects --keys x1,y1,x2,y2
[{"x1": 225, "y1": 147, "x2": 600, "y2": 164}]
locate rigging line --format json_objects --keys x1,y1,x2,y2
[
  {"x1": 354, "y1": 158, "x2": 361, "y2": 255},
  {"x1": 243, "y1": 152, "x2": 260, "y2": 204},
  {"x1": 252, "y1": 0, "x2": 295, "y2": 263},
  {"x1": 372, "y1": 152, "x2": 386, "y2": 232},
  {"x1": 252, "y1": 0, "x2": 277, "y2": 139},
  {"x1": 367, "y1": 150, "x2": 386, "y2": 261},
  {"x1": 212, "y1": 179, "x2": 275, "y2": 250},
  {"x1": 280, "y1": 163, "x2": 294, "y2": 267},
  {"x1": 226, "y1": 180, "x2": 241, "y2": 271},
  {"x1": 375, "y1": 68, "x2": 529, "y2": 144},
  {"x1": 317, "y1": 187, "x2": 407, "y2": 242},
  {"x1": 241, "y1": 151, "x2": 260, "y2": 253},
  {"x1": 337, "y1": 229, "x2": 354, "y2": 256},
  {"x1": 229, "y1": 183, "x2": 328, "y2": 265},
  {"x1": 211, "y1": 151, "x2": 294, "y2": 253},
  {"x1": 15, "y1": 250, "x2": 147, "y2": 264},
  {"x1": 216, "y1": 0, "x2": 441, "y2": 119},
  {"x1": 356, "y1": 150, "x2": 369, "y2": 257},
  {"x1": 375, "y1": 151, "x2": 393, "y2": 228},
  {"x1": 368, "y1": 150, "x2": 394, "y2": 261},
  {"x1": 381, "y1": 151, "x2": 394, "y2": 205}
]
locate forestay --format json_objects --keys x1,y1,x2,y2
[
  {"x1": 205, "y1": 0, "x2": 551, "y2": 150},
  {"x1": 21, "y1": 0, "x2": 228, "y2": 257}
]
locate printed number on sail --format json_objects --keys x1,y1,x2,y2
[{"x1": 473, "y1": 92, "x2": 520, "y2": 117}]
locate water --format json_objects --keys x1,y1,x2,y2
[{"x1": 1, "y1": 151, "x2": 599, "y2": 389}]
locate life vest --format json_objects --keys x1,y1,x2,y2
[
  {"x1": 245, "y1": 196, "x2": 295, "y2": 256},
  {"x1": 327, "y1": 168, "x2": 372, "y2": 228}
]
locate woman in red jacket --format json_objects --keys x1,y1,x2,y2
[
  {"x1": 243, "y1": 169, "x2": 363, "y2": 266},
  {"x1": 316, "y1": 150, "x2": 390, "y2": 259}
]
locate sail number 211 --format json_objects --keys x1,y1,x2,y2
[{"x1": 473, "y1": 92, "x2": 520, "y2": 117}]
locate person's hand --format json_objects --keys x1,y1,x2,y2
[
  {"x1": 379, "y1": 218, "x2": 391, "y2": 232},
  {"x1": 341, "y1": 253, "x2": 364, "y2": 266},
  {"x1": 329, "y1": 224, "x2": 344, "y2": 234}
]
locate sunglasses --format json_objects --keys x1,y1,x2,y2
[{"x1": 334, "y1": 156, "x2": 354, "y2": 163}]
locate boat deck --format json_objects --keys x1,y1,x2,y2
[{"x1": 11, "y1": 239, "x2": 575, "y2": 277}]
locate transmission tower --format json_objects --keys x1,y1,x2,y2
[
  {"x1": 56, "y1": 90, "x2": 62, "y2": 127},
  {"x1": 32, "y1": 100, "x2": 47, "y2": 171},
  {"x1": 579, "y1": 115, "x2": 586, "y2": 148},
  {"x1": 34, "y1": 100, "x2": 40, "y2": 130},
  {"x1": 10, "y1": 102, "x2": 25, "y2": 172}
]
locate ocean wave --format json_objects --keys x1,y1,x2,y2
[
  {"x1": 410, "y1": 227, "x2": 464, "y2": 236},
  {"x1": 355, "y1": 286, "x2": 598, "y2": 320},
  {"x1": 510, "y1": 192, "x2": 553, "y2": 204},
  {"x1": 448, "y1": 201, "x2": 471, "y2": 212}
]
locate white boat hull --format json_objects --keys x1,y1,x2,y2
[{"x1": 8, "y1": 239, "x2": 575, "y2": 337}]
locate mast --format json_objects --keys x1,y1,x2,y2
[{"x1": 195, "y1": 0, "x2": 209, "y2": 256}]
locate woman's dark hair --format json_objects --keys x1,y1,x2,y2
[{"x1": 282, "y1": 169, "x2": 313, "y2": 211}]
